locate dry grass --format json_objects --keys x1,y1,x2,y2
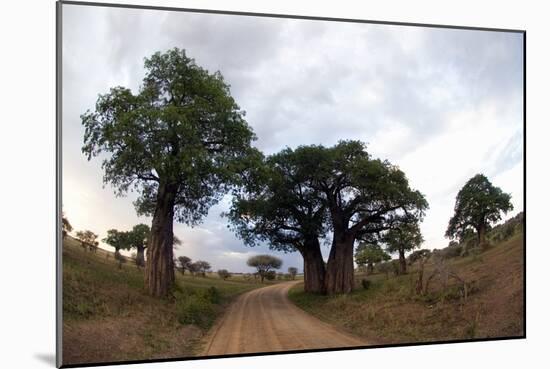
[
  {"x1": 289, "y1": 233, "x2": 524, "y2": 345},
  {"x1": 62, "y1": 236, "x2": 263, "y2": 365}
]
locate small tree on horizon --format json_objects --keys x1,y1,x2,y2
[
  {"x1": 287, "y1": 267, "x2": 298, "y2": 280},
  {"x1": 103, "y1": 229, "x2": 131, "y2": 266},
  {"x1": 194, "y1": 260, "x2": 211, "y2": 277},
  {"x1": 385, "y1": 222, "x2": 424, "y2": 274},
  {"x1": 247, "y1": 254, "x2": 283, "y2": 283},
  {"x1": 177, "y1": 256, "x2": 192, "y2": 275},
  {"x1": 62, "y1": 213, "x2": 73, "y2": 239},
  {"x1": 217, "y1": 269, "x2": 231, "y2": 280},
  {"x1": 75, "y1": 230, "x2": 99, "y2": 252},
  {"x1": 355, "y1": 242, "x2": 391, "y2": 275},
  {"x1": 446, "y1": 174, "x2": 513, "y2": 249}
]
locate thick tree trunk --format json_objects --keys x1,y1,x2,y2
[
  {"x1": 325, "y1": 233, "x2": 355, "y2": 295},
  {"x1": 477, "y1": 223, "x2": 487, "y2": 249},
  {"x1": 301, "y1": 238, "x2": 326, "y2": 294},
  {"x1": 367, "y1": 263, "x2": 374, "y2": 275},
  {"x1": 399, "y1": 248, "x2": 407, "y2": 274},
  {"x1": 136, "y1": 245, "x2": 145, "y2": 268},
  {"x1": 145, "y1": 183, "x2": 176, "y2": 298}
]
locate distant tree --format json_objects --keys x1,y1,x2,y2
[
  {"x1": 376, "y1": 261, "x2": 392, "y2": 279},
  {"x1": 226, "y1": 148, "x2": 327, "y2": 293},
  {"x1": 194, "y1": 260, "x2": 211, "y2": 277},
  {"x1": 81, "y1": 48, "x2": 256, "y2": 297},
  {"x1": 75, "y1": 230, "x2": 99, "y2": 252},
  {"x1": 177, "y1": 256, "x2": 192, "y2": 275},
  {"x1": 217, "y1": 269, "x2": 231, "y2": 280},
  {"x1": 127, "y1": 223, "x2": 150, "y2": 268},
  {"x1": 355, "y1": 242, "x2": 391, "y2": 274},
  {"x1": 385, "y1": 222, "x2": 424, "y2": 274},
  {"x1": 188, "y1": 262, "x2": 200, "y2": 276},
  {"x1": 247, "y1": 255, "x2": 282, "y2": 283},
  {"x1": 102, "y1": 229, "x2": 131, "y2": 264},
  {"x1": 62, "y1": 213, "x2": 73, "y2": 239},
  {"x1": 446, "y1": 174, "x2": 513, "y2": 249},
  {"x1": 265, "y1": 270, "x2": 277, "y2": 281},
  {"x1": 297, "y1": 141, "x2": 428, "y2": 294},
  {"x1": 287, "y1": 267, "x2": 298, "y2": 280},
  {"x1": 114, "y1": 251, "x2": 127, "y2": 269}
]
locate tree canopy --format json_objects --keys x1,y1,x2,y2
[
  {"x1": 385, "y1": 221, "x2": 424, "y2": 273},
  {"x1": 355, "y1": 242, "x2": 391, "y2": 273},
  {"x1": 226, "y1": 147, "x2": 328, "y2": 292},
  {"x1": 81, "y1": 48, "x2": 257, "y2": 297},
  {"x1": 247, "y1": 254, "x2": 283, "y2": 283},
  {"x1": 445, "y1": 174, "x2": 513, "y2": 247}
]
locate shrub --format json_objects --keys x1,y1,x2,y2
[
  {"x1": 175, "y1": 294, "x2": 215, "y2": 328},
  {"x1": 265, "y1": 270, "x2": 276, "y2": 281},
  {"x1": 202, "y1": 286, "x2": 221, "y2": 304},
  {"x1": 361, "y1": 279, "x2": 371, "y2": 290}
]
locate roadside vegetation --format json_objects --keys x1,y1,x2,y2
[
  {"x1": 289, "y1": 213, "x2": 524, "y2": 344},
  {"x1": 62, "y1": 236, "x2": 267, "y2": 365}
]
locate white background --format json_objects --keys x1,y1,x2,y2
[{"x1": 0, "y1": 0, "x2": 546, "y2": 368}]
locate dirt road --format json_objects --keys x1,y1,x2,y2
[{"x1": 202, "y1": 281, "x2": 366, "y2": 356}]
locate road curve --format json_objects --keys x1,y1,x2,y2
[{"x1": 202, "y1": 281, "x2": 367, "y2": 356}]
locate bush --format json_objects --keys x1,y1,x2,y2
[
  {"x1": 441, "y1": 244, "x2": 462, "y2": 259},
  {"x1": 202, "y1": 286, "x2": 221, "y2": 304},
  {"x1": 361, "y1": 279, "x2": 371, "y2": 290},
  {"x1": 175, "y1": 294, "x2": 215, "y2": 328},
  {"x1": 265, "y1": 270, "x2": 276, "y2": 281}
]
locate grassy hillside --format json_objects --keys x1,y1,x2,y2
[
  {"x1": 62, "y1": 236, "x2": 265, "y2": 365},
  {"x1": 289, "y1": 231, "x2": 524, "y2": 345}
]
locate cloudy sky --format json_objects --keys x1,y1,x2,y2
[{"x1": 62, "y1": 4, "x2": 524, "y2": 273}]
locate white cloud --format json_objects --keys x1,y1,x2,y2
[{"x1": 61, "y1": 4, "x2": 523, "y2": 270}]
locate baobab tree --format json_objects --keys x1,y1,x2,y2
[
  {"x1": 103, "y1": 229, "x2": 131, "y2": 262},
  {"x1": 446, "y1": 174, "x2": 513, "y2": 249},
  {"x1": 299, "y1": 141, "x2": 428, "y2": 294},
  {"x1": 227, "y1": 148, "x2": 328, "y2": 293},
  {"x1": 127, "y1": 223, "x2": 150, "y2": 268},
  {"x1": 81, "y1": 48, "x2": 256, "y2": 297}
]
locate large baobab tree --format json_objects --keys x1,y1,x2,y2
[
  {"x1": 81, "y1": 48, "x2": 256, "y2": 297},
  {"x1": 227, "y1": 148, "x2": 328, "y2": 293},
  {"x1": 301, "y1": 141, "x2": 428, "y2": 294}
]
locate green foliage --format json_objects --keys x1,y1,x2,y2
[
  {"x1": 288, "y1": 267, "x2": 298, "y2": 279},
  {"x1": 102, "y1": 229, "x2": 132, "y2": 253},
  {"x1": 81, "y1": 47, "x2": 257, "y2": 226},
  {"x1": 217, "y1": 269, "x2": 231, "y2": 280},
  {"x1": 193, "y1": 260, "x2": 211, "y2": 277},
  {"x1": 265, "y1": 270, "x2": 277, "y2": 281},
  {"x1": 247, "y1": 254, "x2": 283, "y2": 281},
  {"x1": 62, "y1": 213, "x2": 73, "y2": 238},
  {"x1": 177, "y1": 256, "x2": 192, "y2": 274},
  {"x1": 298, "y1": 140, "x2": 428, "y2": 241},
  {"x1": 226, "y1": 146, "x2": 327, "y2": 254},
  {"x1": 175, "y1": 293, "x2": 215, "y2": 328},
  {"x1": 355, "y1": 242, "x2": 391, "y2": 266},
  {"x1": 385, "y1": 222, "x2": 424, "y2": 256},
  {"x1": 76, "y1": 230, "x2": 99, "y2": 251},
  {"x1": 446, "y1": 174, "x2": 513, "y2": 241}
]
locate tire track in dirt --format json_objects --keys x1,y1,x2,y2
[{"x1": 202, "y1": 281, "x2": 366, "y2": 356}]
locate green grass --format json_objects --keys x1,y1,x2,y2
[
  {"x1": 289, "y1": 232, "x2": 524, "y2": 344},
  {"x1": 62, "y1": 236, "x2": 265, "y2": 365}
]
